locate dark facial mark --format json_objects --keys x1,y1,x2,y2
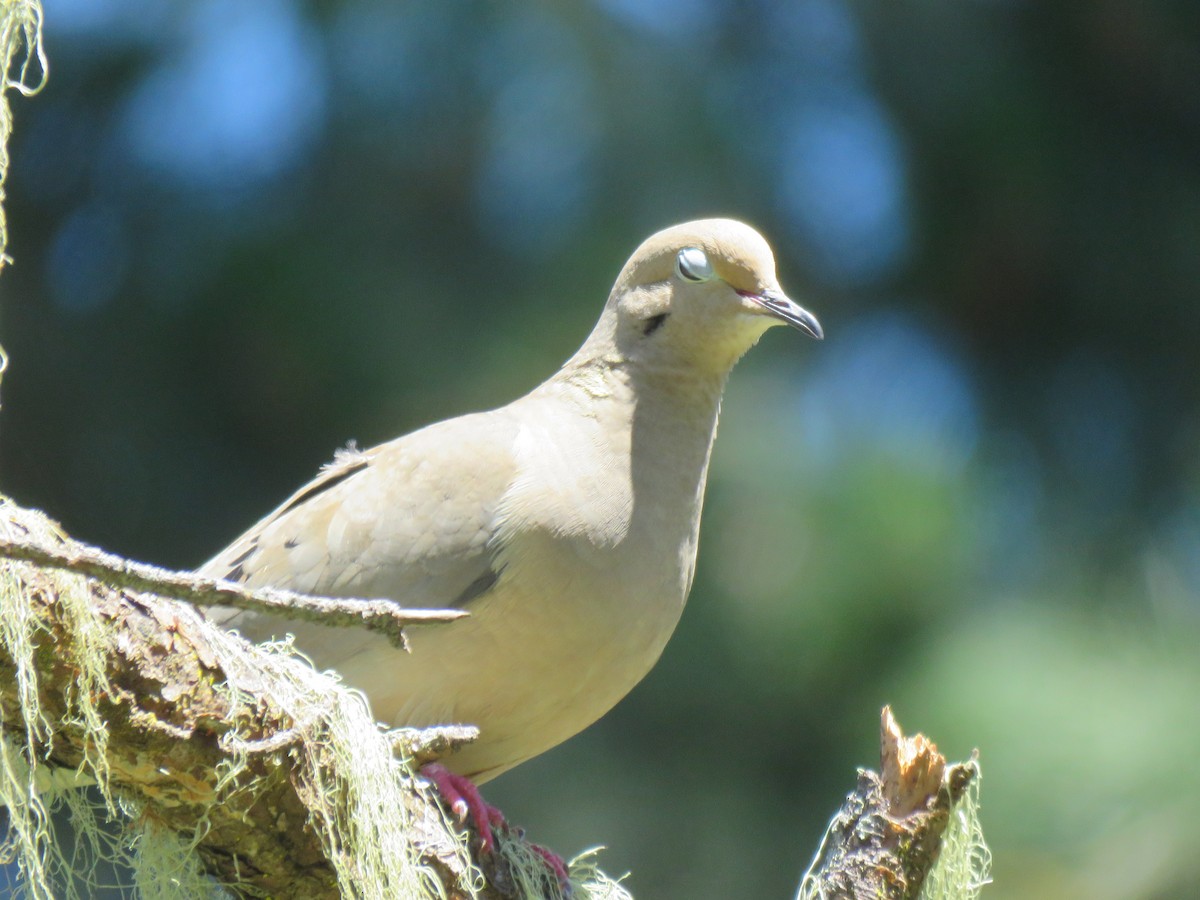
[{"x1": 643, "y1": 313, "x2": 668, "y2": 336}]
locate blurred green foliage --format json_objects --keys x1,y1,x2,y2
[{"x1": 2, "y1": 2, "x2": 1199, "y2": 897}]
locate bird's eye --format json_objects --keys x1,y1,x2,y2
[{"x1": 675, "y1": 247, "x2": 713, "y2": 283}]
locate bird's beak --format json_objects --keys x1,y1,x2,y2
[{"x1": 739, "y1": 289, "x2": 824, "y2": 340}]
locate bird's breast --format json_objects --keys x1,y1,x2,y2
[{"x1": 392, "y1": 381, "x2": 722, "y2": 778}]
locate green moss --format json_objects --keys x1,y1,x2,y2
[
  {"x1": 0, "y1": 0, "x2": 47, "y2": 272},
  {"x1": 918, "y1": 766, "x2": 991, "y2": 900}
]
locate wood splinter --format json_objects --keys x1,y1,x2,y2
[{"x1": 797, "y1": 706, "x2": 983, "y2": 900}]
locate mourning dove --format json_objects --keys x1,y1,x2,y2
[{"x1": 200, "y1": 218, "x2": 821, "y2": 852}]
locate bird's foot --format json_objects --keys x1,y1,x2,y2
[
  {"x1": 529, "y1": 842, "x2": 572, "y2": 892},
  {"x1": 420, "y1": 763, "x2": 572, "y2": 891},
  {"x1": 421, "y1": 762, "x2": 506, "y2": 852}
]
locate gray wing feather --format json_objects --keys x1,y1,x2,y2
[{"x1": 199, "y1": 411, "x2": 519, "y2": 637}]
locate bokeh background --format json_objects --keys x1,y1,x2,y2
[{"x1": 3, "y1": 2, "x2": 1200, "y2": 897}]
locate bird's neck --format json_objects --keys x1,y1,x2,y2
[
  {"x1": 546, "y1": 352, "x2": 729, "y2": 511},
  {"x1": 552, "y1": 351, "x2": 728, "y2": 432},
  {"x1": 537, "y1": 306, "x2": 734, "y2": 544}
]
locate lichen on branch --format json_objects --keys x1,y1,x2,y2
[
  {"x1": 0, "y1": 496, "x2": 628, "y2": 899},
  {"x1": 0, "y1": 0, "x2": 47, "y2": 272}
]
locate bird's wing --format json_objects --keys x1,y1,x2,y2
[{"x1": 199, "y1": 409, "x2": 520, "y2": 615}]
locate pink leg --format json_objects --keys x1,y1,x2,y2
[
  {"x1": 421, "y1": 762, "x2": 506, "y2": 853},
  {"x1": 420, "y1": 763, "x2": 571, "y2": 889},
  {"x1": 530, "y1": 842, "x2": 572, "y2": 890}
]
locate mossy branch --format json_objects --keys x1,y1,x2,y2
[
  {"x1": 796, "y1": 708, "x2": 991, "y2": 900},
  {"x1": 0, "y1": 496, "x2": 624, "y2": 899}
]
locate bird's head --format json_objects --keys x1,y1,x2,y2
[{"x1": 603, "y1": 218, "x2": 822, "y2": 375}]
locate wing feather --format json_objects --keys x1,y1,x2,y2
[{"x1": 199, "y1": 411, "x2": 520, "y2": 635}]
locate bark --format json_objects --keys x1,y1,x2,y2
[{"x1": 796, "y1": 708, "x2": 986, "y2": 900}]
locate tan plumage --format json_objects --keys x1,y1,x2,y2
[{"x1": 200, "y1": 218, "x2": 822, "y2": 782}]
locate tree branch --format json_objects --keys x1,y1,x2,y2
[
  {"x1": 796, "y1": 708, "x2": 990, "y2": 900},
  {"x1": 0, "y1": 534, "x2": 466, "y2": 651},
  {"x1": 0, "y1": 496, "x2": 577, "y2": 899}
]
